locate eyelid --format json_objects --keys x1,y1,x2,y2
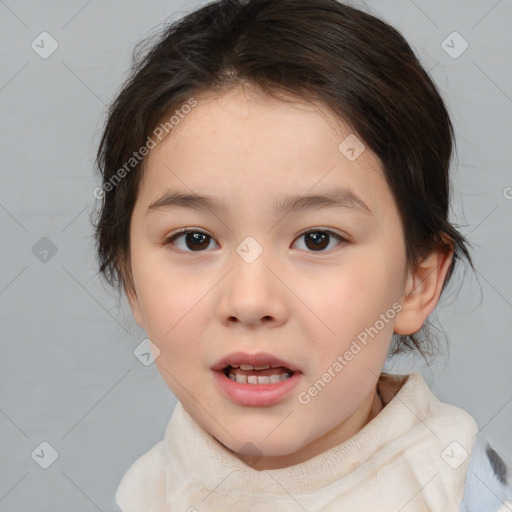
[
  {"x1": 164, "y1": 227, "x2": 348, "y2": 253},
  {"x1": 166, "y1": 227, "x2": 209, "y2": 239},
  {"x1": 164, "y1": 227, "x2": 214, "y2": 246},
  {"x1": 292, "y1": 228, "x2": 347, "y2": 251},
  {"x1": 295, "y1": 227, "x2": 348, "y2": 241}
]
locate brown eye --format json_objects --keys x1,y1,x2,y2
[
  {"x1": 293, "y1": 230, "x2": 345, "y2": 252},
  {"x1": 165, "y1": 228, "x2": 346, "y2": 254},
  {"x1": 165, "y1": 230, "x2": 217, "y2": 252}
]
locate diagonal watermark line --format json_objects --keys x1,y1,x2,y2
[
  {"x1": 469, "y1": 204, "x2": 499, "y2": 234},
  {"x1": 471, "y1": 0, "x2": 503, "y2": 30},
  {"x1": 0, "y1": 62, "x2": 29, "y2": 93},
  {"x1": 164, "y1": 267, "x2": 234, "y2": 337},
  {"x1": 406, "y1": 0, "x2": 439, "y2": 29},
  {"x1": 201, "y1": 470, "x2": 240, "y2": 504},
  {"x1": 472, "y1": 61, "x2": 512, "y2": 105},
  {"x1": 61, "y1": 0, "x2": 93, "y2": 29},
  {"x1": 0, "y1": 472, "x2": 29, "y2": 503},
  {"x1": 61, "y1": 471, "x2": 103, "y2": 511},
  {"x1": 265, "y1": 266, "x2": 336, "y2": 335},
  {"x1": 500, "y1": 500, "x2": 512, "y2": 512},
  {"x1": 0, "y1": 1, "x2": 29, "y2": 28},
  {"x1": 387, "y1": 388, "x2": 439, "y2": 439},
  {"x1": 0, "y1": 203, "x2": 29, "y2": 233},
  {"x1": 0, "y1": 265, "x2": 29, "y2": 297},
  {"x1": 476, "y1": 269, "x2": 512, "y2": 310},
  {"x1": 60, "y1": 265, "x2": 131, "y2": 335},
  {"x1": 61, "y1": 61, "x2": 106, "y2": 106},
  {"x1": 427, "y1": 61, "x2": 439, "y2": 75},
  {"x1": 61, "y1": 369, "x2": 131, "y2": 439},
  {"x1": 367, "y1": 364, "x2": 441, "y2": 440},
  {"x1": 265, "y1": 409, "x2": 294, "y2": 439},
  {"x1": 472, "y1": 394, "x2": 512, "y2": 440},
  {"x1": 60, "y1": 205, "x2": 88, "y2": 233},
  {"x1": 397, "y1": 472, "x2": 439, "y2": 511},
  {"x1": 0, "y1": 408, "x2": 29, "y2": 438},
  {"x1": 472, "y1": 469, "x2": 511, "y2": 506},
  {"x1": 162, "y1": 367, "x2": 234, "y2": 439},
  {"x1": 266, "y1": 472, "x2": 308, "y2": 511}
]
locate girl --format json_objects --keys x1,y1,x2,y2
[{"x1": 92, "y1": 0, "x2": 512, "y2": 510}]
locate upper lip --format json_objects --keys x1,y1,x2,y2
[{"x1": 211, "y1": 351, "x2": 302, "y2": 373}]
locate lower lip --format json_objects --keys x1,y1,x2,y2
[{"x1": 212, "y1": 370, "x2": 302, "y2": 407}]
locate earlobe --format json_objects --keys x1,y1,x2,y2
[{"x1": 393, "y1": 242, "x2": 454, "y2": 336}]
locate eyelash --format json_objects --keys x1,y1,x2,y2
[{"x1": 164, "y1": 228, "x2": 347, "y2": 253}]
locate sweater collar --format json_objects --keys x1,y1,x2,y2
[{"x1": 162, "y1": 372, "x2": 431, "y2": 494}]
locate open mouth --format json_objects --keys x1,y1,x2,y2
[
  {"x1": 223, "y1": 364, "x2": 294, "y2": 385},
  {"x1": 212, "y1": 356, "x2": 302, "y2": 406}
]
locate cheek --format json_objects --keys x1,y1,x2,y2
[
  {"x1": 131, "y1": 252, "x2": 214, "y2": 368},
  {"x1": 306, "y1": 250, "x2": 403, "y2": 348},
  {"x1": 130, "y1": 249, "x2": 193, "y2": 337}
]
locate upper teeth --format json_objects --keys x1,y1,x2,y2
[{"x1": 237, "y1": 364, "x2": 270, "y2": 370}]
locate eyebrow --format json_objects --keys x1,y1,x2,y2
[{"x1": 146, "y1": 187, "x2": 373, "y2": 216}]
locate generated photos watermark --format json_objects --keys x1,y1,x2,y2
[
  {"x1": 297, "y1": 301, "x2": 403, "y2": 405},
  {"x1": 93, "y1": 97, "x2": 198, "y2": 200}
]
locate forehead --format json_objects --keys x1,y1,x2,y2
[
  {"x1": 138, "y1": 85, "x2": 394, "y2": 223},
  {"x1": 163, "y1": 85, "x2": 351, "y2": 152}
]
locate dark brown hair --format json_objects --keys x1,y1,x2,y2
[{"x1": 92, "y1": 0, "x2": 475, "y2": 364}]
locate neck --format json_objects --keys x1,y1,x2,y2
[{"x1": 239, "y1": 384, "x2": 385, "y2": 471}]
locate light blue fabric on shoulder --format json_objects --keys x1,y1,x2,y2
[{"x1": 458, "y1": 431, "x2": 512, "y2": 512}]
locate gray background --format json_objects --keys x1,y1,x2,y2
[{"x1": 0, "y1": 0, "x2": 510, "y2": 510}]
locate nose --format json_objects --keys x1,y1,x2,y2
[{"x1": 215, "y1": 249, "x2": 288, "y2": 329}]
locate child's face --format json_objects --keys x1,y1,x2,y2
[{"x1": 127, "y1": 85, "x2": 410, "y2": 469}]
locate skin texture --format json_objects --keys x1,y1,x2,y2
[{"x1": 125, "y1": 84, "x2": 453, "y2": 470}]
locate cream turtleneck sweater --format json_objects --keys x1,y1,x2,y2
[{"x1": 114, "y1": 372, "x2": 509, "y2": 511}]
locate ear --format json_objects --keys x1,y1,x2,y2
[
  {"x1": 394, "y1": 239, "x2": 454, "y2": 335},
  {"x1": 124, "y1": 278, "x2": 146, "y2": 329}
]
